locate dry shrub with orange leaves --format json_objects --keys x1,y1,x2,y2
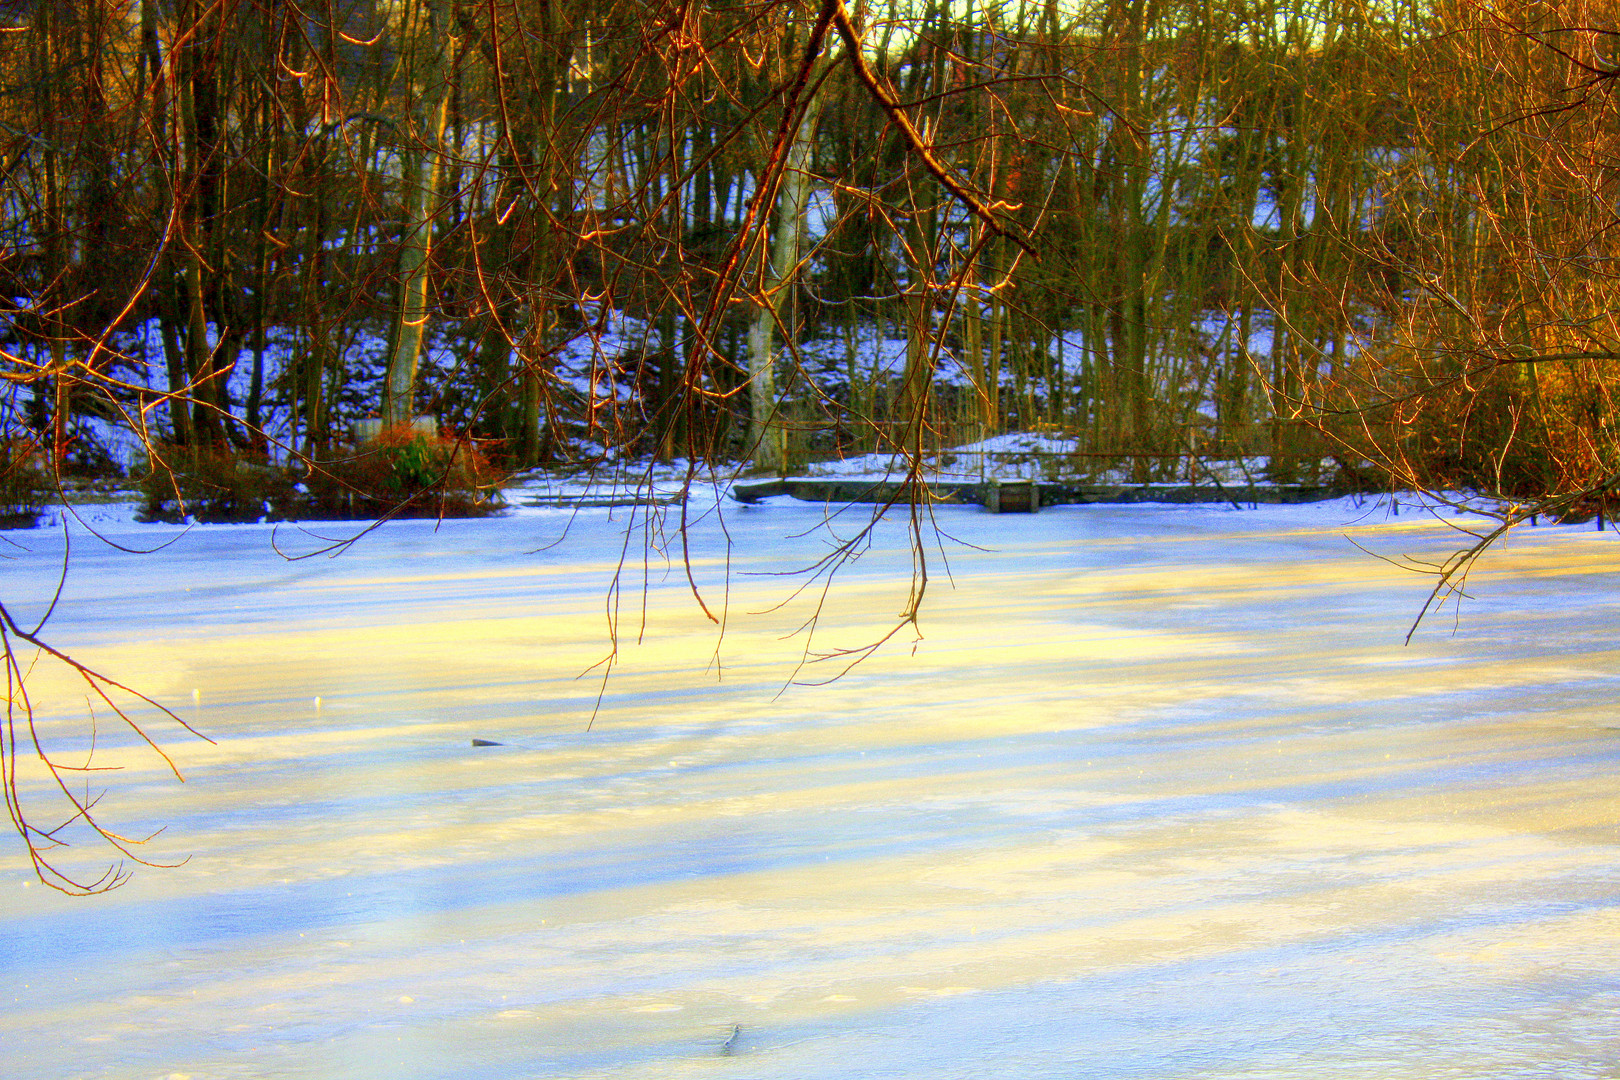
[
  {"x1": 303, "y1": 427, "x2": 504, "y2": 521},
  {"x1": 1327, "y1": 356, "x2": 1620, "y2": 506}
]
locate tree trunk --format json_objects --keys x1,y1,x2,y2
[
  {"x1": 747, "y1": 96, "x2": 822, "y2": 473},
  {"x1": 384, "y1": 0, "x2": 453, "y2": 427}
]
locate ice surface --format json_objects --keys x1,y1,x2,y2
[{"x1": 3, "y1": 497, "x2": 1620, "y2": 1079}]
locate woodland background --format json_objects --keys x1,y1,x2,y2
[{"x1": 4, "y1": 0, "x2": 1620, "y2": 510}]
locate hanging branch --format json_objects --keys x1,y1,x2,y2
[
  {"x1": 1, "y1": 573, "x2": 213, "y2": 894},
  {"x1": 826, "y1": 0, "x2": 1036, "y2": 258}
]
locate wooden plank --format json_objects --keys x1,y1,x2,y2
[{"x1": 732, "y1": 478, "x2": 1345, "y2": 507}]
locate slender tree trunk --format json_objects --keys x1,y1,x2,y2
[
  {"x1": 384, "y1": 0, "x2": 453, "y2": 426},
  {"x1": 748, "y1": 96, "x2": 822, "y2": 472}
]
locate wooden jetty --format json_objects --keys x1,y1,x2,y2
[{"x1": 730, "y1": 477, "x2": 1343, "y2": 511}]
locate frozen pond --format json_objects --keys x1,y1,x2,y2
[{"x1": 5, "y1": 496, "x2": 1620, "y2": 1078}]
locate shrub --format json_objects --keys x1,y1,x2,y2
[
  {"x1": 303, "y1": 426, "x2": 503, "y2": 519},
  {"x1": 1331, "y1": 359, "x2": 1620, "y2": 500},
  {"x1": 0, "y1": 438, "x2": 49, "y2": 528},
  {"x1": 139, "y1": 447, "x2": 301, "y2": 523}
]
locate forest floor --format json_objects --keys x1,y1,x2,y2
[{"x1": 28, "y1": 428, "x2": 1357, "y2": 528}]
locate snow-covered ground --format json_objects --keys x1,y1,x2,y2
[
  {"x1": 13, "y1": 309, "x2": 1285, "y2": 485},
  {"x1": 793, "y1": 433, "x2": 1317, "y2": 486},
  {"x1": 4, "y1": 495, "x2": 1620, "y2": 1078},
  {"x1": 29, "y1": 431, "x2": 1341, "y2": 533}
]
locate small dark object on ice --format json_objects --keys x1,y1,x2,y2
[
  {"x1": 720, "y1": 1024, "x2": 741, "y2": 1055},
  {"x1": 471, "y1": 738, "x2": 504, "y2": 747}
]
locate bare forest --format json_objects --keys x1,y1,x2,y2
[{"x1": 1, "y1": 0, "x2": 1618, "y2": 510}]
